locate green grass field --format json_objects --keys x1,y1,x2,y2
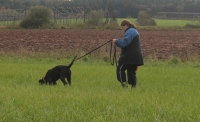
[
  {"x1": 0, "y1": 18, "x2": 198, "y2": 28},
  {"x1": 0, "y1": 56, "x2": 200, "y2": 122}
]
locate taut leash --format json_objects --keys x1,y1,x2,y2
[{"x1": 75, "y1": 40, "x2": 117, "y2": 67}]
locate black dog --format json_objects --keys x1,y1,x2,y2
[{"x1": 39, "y1": 56, "x2": 76, "y2": 86}]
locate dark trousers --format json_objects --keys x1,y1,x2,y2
[{"x1": 116, "y1": 64, "x2": 138, "y2": 86}]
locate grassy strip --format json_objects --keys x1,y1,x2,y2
[
  {"x1": 0, "y1": 57, "x2": 200, "y2": 121},
  {"x1": 0, "y1": 18, "x2": 199, "y2": 29},
  {"x1": 117, "y1": 18, "x2": 198, "y2": 27}
]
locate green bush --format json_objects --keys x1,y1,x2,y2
[
  {"x1": 136, "y1": 11, "x2": 157, "y2": 26},
  {"x1": 105, "y1": 21, "x2": 120, "y2": 30},
  {"x1": 168, "y1": 56, "x2": 181, "y2": 64},
  {"x1": 87, "y1": 10, "x2": 104, "y2": 26},
  {"x1": 149, "y1": 19, "x2": 157, "y2": 26},
  {"x1": 20, "y1": 6, "x2": 52, "y2": 29}
]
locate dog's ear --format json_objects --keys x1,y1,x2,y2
[{"x1": 39, "y1": 79, "x2": 43, "y2": 84}]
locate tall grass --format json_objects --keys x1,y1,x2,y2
[
  {"x1": 117, "y1": 18, "x2": 198, "y2": 27},
  {"x1": 155, "y1": 19, "x2": 198, "y2": 27},
  {"x1": 0, "y1": 56, "x2": 200, "y2": 122}
]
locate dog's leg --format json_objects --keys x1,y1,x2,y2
[
  {"x1": 60, "y1": 77, "x2": 68, "y2": 85},
  {"x1": 53, "y1": 81, "x2": 57, "y2": 85},
  {"x1": 66, "y1": 73, "x2": 71, "y2": 86},
  {"x1": 46, "y1": 77, "x2": 53, "y2": 85},
  {"x1": 49, "y1": 81, "x2": 53, "y2": 85}
]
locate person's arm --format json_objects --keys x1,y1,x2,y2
[
  {"x1": 115, "y1": 31, "x2": 133, "y2": 48},
  {"x1": 112, "y1": 28, "x2": 138, "y2": 48}
]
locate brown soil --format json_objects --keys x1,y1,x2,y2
[{"x1": 0, "y1": 29, "x2": 200, "y2": 60}]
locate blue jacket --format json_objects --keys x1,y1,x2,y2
[
  {"x1": 115, "y1": 27, "x2": 144, "y2": 65},
  {"x1": 115, "y1": 28, "x2": 139, "y2": 48}
]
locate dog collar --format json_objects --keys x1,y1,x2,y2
[{"x1": 43, "y1": 77, "x2": 47, "y2": 83}]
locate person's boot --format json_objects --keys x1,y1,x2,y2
[
  {"x1": 121, "y1": 81, "x2": 128, "y2": 88},
  {"x1": 131, "y1": 85, "x2": 136, "y2": 89}
]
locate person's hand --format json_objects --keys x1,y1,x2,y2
[{"x1": 112, "y1": 39, "x2": 117, "y2": 43}]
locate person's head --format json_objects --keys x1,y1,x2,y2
[{"x1": 120, "y1": 19, "x2": 136, "y2": 31}]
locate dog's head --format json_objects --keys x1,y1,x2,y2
[{"x1": 38, "y1": 78, "x2": 46, "y2": 85}]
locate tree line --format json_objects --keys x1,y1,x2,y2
[{"x1": 1, "y1": 0, "x2": 200, "y2": 18}]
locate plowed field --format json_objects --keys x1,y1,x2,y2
[{"x1": 0, "y1": 29, "x2": 200, "y2": 60}]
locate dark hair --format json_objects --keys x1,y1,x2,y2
[{"x1": 120, "y1": 19, "x2": 136, "y2": 29}]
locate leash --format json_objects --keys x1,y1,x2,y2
[
  {"x1": 109, "y1": 41, "x2": 117, "y2": 67},
  {"x1": 75, "y1": 40, "x2": 117, "y2": 67}
]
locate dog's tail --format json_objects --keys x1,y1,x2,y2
[{"x1": 68, "y1": 56, "x2": 77, "y2": 69}]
